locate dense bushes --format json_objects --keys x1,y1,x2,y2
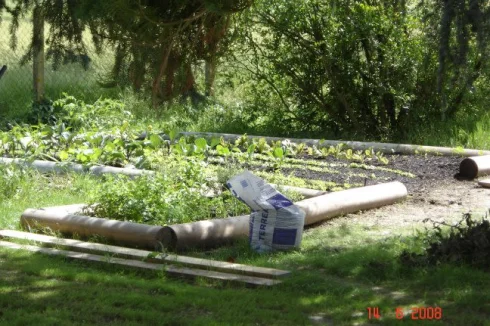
[
  {"x1": 236, "y1": 1, "x2": 424, "y2": 139},
  {"x1": 211, "y1": 0, "x2": 490, "y2": 143}
]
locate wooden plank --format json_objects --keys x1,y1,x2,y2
[
  {"x1": 0, "y1": 240, "x2": 280, "y2": 286},
  {"x1": 0, "y1": 230, "x2": 290, "y2": 278},
  {"x1": 478, "y1": 179, "x2": 490, "y2": 188}
]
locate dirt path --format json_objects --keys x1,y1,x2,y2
[{"x1": 322, "y1": 178, "x2": 490, "y2": 232}]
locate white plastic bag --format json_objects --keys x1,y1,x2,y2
[{"x1": 227, "y1": 171, "x2": 305, "y2": 253}]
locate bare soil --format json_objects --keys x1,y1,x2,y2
[
  {"x1": 299, "y1": 154, "x2": 490, "y2": 232},
  {"x1": 219, "y1": 153, "x2": 489, "y2": 233}
]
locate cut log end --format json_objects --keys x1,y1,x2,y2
[
  {"x1": 459, "y1": 158, "x2": 479, "y2": 179},
  {"x1": 160, "y1": 227, "x2": 177, "y2": 250}
]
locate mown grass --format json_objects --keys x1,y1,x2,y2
[
  {"x1": 1, "y1": 222, "x2": 490, "y2": 325},
  {"x1": 0, "y1": 169, "x2": 489, "y2": 325}
]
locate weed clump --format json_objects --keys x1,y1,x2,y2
[
  {"x1": 88, "y1": 159, "x2": 250, "y2": 225},
  {"x1": 400, "y1": 212, "x2": 490, "y2": 270}
]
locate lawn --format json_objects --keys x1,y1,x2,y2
[{"x1": 2, "y1": 185, "x2": 489, "y2": 325}]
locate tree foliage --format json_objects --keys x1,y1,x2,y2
[
  {"x1": 434, "y1": 0, "x2": 490, "y2": 120},
  {"x1": 2, "y1": 0, "x2": 490, "y2": 140},
  {"x1": 234, "y1": 0, "x2": 426, "y2": 139},
  {"x1": 230, "y1": 0, "x2": 490, "y2": 139},
  {"x1": 1, "y1": 0, "x2": 253, "y2": 105}
]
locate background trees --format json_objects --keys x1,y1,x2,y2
[
  {"x1": 1, "y1": 0, "x2": 490, "y2": 142},
  {"x1": 2, "y1": 0, "x2": 253, "y2": 105},
  {"x1": 235, "y1": 0, "x2": 423, "y2": 139},
  {"x1": 231, "y1": 0, "x2": 490, "y2": 140}
]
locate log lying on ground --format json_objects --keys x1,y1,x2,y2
[
  {"x1": 459, "y1": 155, "x2": 490, "y2": 179},
  {"x1": 478, "y1": 179, "x2": 490, "y2": 188},
  {"x1": 161, "y1": 215, "x2": 250, "y2": 251},
  {"x1": 296, "y1": 181, "x2": 407, "y2": 225},
  {"x1": 162, "y1": 181, "x2": 408, "y2": 250},
  {"x1": 0, "y1": 157, "x2": 85, "y2": 173},
  {"x1": 1, "y1": 157, "x2": 319, "y2": 198},
  {"x1": 0, "y1": 157, "x2": 154, "y2": 178},
  {"x1": 181, "y1": 131, "x2": 490, "y2": 157},
  {"x1": 21, "y1": 182, "x2": 406, "y2": 251},
  {"x1": 270, "y1": 184, "x2": 328, "y2": 198},
  {"x1": 20, "y1": 208, "x2": 165, "y2": 250}
]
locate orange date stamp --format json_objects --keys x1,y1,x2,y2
[{"x1": 367, "y1": 306, "x2": 443, "y2": 320}]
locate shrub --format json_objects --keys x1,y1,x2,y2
[
  {"x1": 88, "y1": 159, "x2": 249, "y2": 225},
  {"x1": 400, "y1": 212, "x2": 490, "y2": 271}
]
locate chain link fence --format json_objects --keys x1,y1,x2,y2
[{"x1": 0, "y1": 12, "x2": 115, "y2": 119}]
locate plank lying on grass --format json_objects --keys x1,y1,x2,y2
[
  {"x1": 478, "y1": 179, "x2": 490, "y2": 188},
  {"x1": 0, "y1": 230, "x2": 290, "y2": 278},
  {"x1": 0, "y1": 240, "x2": 281, "y2": 286}
]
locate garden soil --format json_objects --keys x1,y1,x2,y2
[{"x1": 298, "y1": 154, "x2": 490, "y2": 233}]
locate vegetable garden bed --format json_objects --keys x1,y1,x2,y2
[{"x1": 0, "y1": 96, "x2": 480, "y2": 242}]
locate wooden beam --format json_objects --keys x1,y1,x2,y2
[
  {"x1": 478, "y1": 179, "x2": 490, "y2": 188},
  {"x1": 0, "y1": 230, "x2": 290, "y2": 278},
  {"x1": 0, "y1": 240, "x2": 280, "y2": 286}
]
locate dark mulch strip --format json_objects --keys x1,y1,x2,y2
[
  {"x1": 293, "y1": 154, "x2": 460, "y2": 193},
  {"x1": 230, "y1": 154, "x2": 462, "y2": 194}
]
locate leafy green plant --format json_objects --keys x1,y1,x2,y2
[
  {"x1": 89, "y1": 159, "x2": 249, "y2": 225},
  {"x1": 246, "y1": 143, "x2": 256, "y2": 162},
  {"x1": 271, "y1": 145, "x2": 285, "y2": 170},
  {"x1": 215, "y1": 144, "x2": 230, "y2": 157},
  {"x1": 254, "y1": 137, "x2": 270, "y2": 154},
  {"x1": 32, "y1": 94, "x2": 132, "y2": 131}
]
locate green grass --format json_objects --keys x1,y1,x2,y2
[
  {"x1": 1, "y1": 221, "x2": 490, "y2": 325},
  {"x1": 0, "y1": 168, "x2": 97, "y2": 230},
  {"x1": 0, "y1": 169, "x2": 489, "y2": 325}
]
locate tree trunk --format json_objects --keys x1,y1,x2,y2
[
  {"x1": 205, "y1": 57, "x2": 217, "y2": 96},
  {"x1": 152, "y1": 43, "x2": 173, "y2": 108},
  {"x1": 33, "y1": 5, "x2": 45, "y2": 102}
]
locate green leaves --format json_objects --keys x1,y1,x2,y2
[
  {"x1": 210, "y1": 137, "x2": 221, "y2": 148},
  {"x1": 216, "y1": 144, "x2": 230, "y2": 156},
  {"x1": 273, "y1": 146, "x2": 284, "y2": 159},
  {"x1": 149, "y1": 134, "x2": 162, "y2": 148},
  {"x1": 168, "y1": 129, "x2": 178, "y2": 142},
  {"x1": 89, "y1": 162, "x2": 249, "y2": 225},
  {"x1": 194, "y1": 138, "x2": 208, "y2": 154},
  {"x1": 238, "y1": 0, "x2": 427, "y2": 139},
  {"x1": 59, "y1": 151, "x2": 69, "y2": 161}
]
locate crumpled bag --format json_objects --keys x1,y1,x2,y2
[{"x1": 227, "y1": 171, "x2": 305, "y2": 253}]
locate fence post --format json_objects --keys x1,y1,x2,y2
[{"x1": 32, "y1": 5, "x2": 45, "y2": 102}]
